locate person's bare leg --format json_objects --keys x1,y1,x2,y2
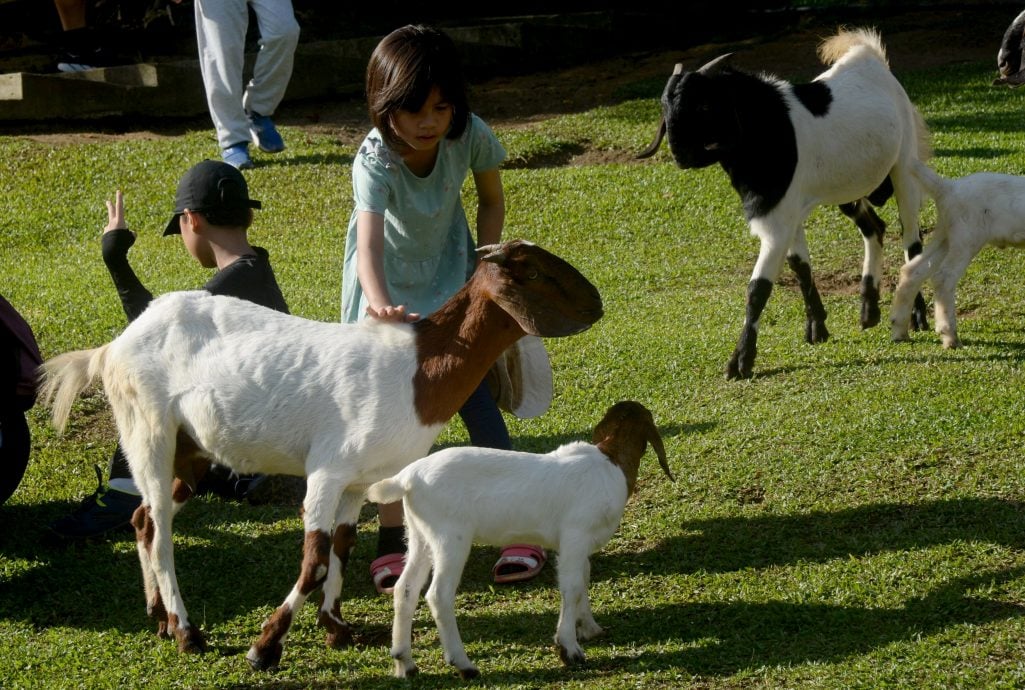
[{"x1": 54, "y1": 0, "x2": 87, "y2": 30}]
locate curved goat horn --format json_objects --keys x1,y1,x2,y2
[
  {"x1": 479, "y1": 244, "x2": 507, "y2": 265},
  {"x1": 636, "y1": 117, "x2": 666, "y2": 159},
  {"x1": 697, "y1": 52, "x2": 735, "y2": 75}
]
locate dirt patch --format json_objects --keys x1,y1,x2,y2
[
  {"x1": 282, "y1": 5, "x2": 1010, "y2": 145},
  {"x1": 777, "y1": 270, "x2": 865, "y2": 297},
  {"x1": 14, "y1": 6, "x2": 1015, "y2": 149}
]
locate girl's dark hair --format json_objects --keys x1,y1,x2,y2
[{"x1": 365, "y1": 25, "x2": 470, "y2": 150}]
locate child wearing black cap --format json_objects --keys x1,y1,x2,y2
[{"x1": 50, "y1": 160, "x2": 298, "y2": 539}]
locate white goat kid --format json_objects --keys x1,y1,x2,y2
[
  {"x1": 891, "y1": 160, "x2": 1025, "y2": 348},
  {"x1": 366, "y1": 400, "x2": 673, "y2": 679},
  {"x1": 639, "y1": 27, "x2": 931, "y2": 379},
  {"x1": 39, "y1": 239, "x2": 603, "y2": 670}
]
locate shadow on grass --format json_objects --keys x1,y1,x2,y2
[
  {"x1": 593, "y1": 496, "x2": 1025, "y2": 577},
  {"x1": 747, "y1": 340, "x2": 1025, "y2": 380},
  {"x1": 932, "y1": 146, "x2": 1016, "y2": 160},
  {"x1": 453, "y1": 565, "x2": 1025, "y2": 683},
  {"x1": 0, "y1": 498, "x2": 340, "y2": 636},
  {"x1": 4, "y1": 495, "x2": 1025, "y2": 679}
]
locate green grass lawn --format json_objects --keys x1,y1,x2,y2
[{"x1": 5, "y1": 57, "x2": 1025, "y2": 689}]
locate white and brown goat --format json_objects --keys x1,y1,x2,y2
[
  {"x1": 39, "y1": 239, "x2": 603, "y2": 670},
  {"x1": 366, "y1": 400, "x2": 673, "y2": 679}
]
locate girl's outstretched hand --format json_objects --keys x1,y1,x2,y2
[{"x1": 365, "y1": 304, "x2": 420, "y2": 323}]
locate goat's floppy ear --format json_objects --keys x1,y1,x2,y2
[{"x1": 646, "y1": 424, "x2": 673, "y2": 481}]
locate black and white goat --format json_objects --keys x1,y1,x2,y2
[
  {"x1": 639, "y1": 27, "x2": 932, "y2": 379},
  {"x1": 39, "y1": 240, "x2": 603, "y2": 670},
  {"x1": 996, "y1": 8, "x2": 1025, "y2": 86},
  {"x1": 366, "y1": 400, "x2": 672, "y2": 679}
]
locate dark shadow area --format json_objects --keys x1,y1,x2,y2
[
  {"x1": 721, "y1": 334, "x2": 1025, "y2": 381},
  {"x1": 590, "y1": 497, "x2": 1025, "y2": 577},
  {"x1": 341, "y1": 497, "x2": 1025, "y2": 680},
  {"x1": 451, "y1": 565, "x2": 1025, "y2": 680},
  {"x1": 4, "y1": 493, "x2": 1025, "y2": 679},
  {"x1": 932, "y1": 146, "x2": 1017, "y2": 160}
]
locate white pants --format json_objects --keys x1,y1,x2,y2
[{"x1": 194, "y1": 0, "x2": 300, "y2": 149}]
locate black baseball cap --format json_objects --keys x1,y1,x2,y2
[{"x1": 164, "y1": 160, "x2": 262, "y2": 236}]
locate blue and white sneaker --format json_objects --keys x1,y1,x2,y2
[
  {"x1": 248, "y1": 112, "x2": 285, "y2": 153},
  {"x1": 222, "y1": 142, "x2": 254, "y2": 170}
]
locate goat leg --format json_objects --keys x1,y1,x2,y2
[
  {"x1": 727, "y1": 278, "x2": 773, "y2": 379},
  {"x1": 247, "y1": 605, "x2": 290, "y2": 671},
  {"x1": 168, "y1": 613, "x2": 207, "y2": 654},
  {"x1": 786, "y1": 254, "x2": 829, "y2": 343},
  {"x1": 840, "y1": 199, "x2": 885, "y2": 329}
]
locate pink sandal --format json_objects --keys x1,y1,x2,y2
[
  {"x1": 370, "y1": 552, "x2": 405, "y2": 594},
  {"x1": 492, "y1": 544, "x2": 547, "y2": 584}
]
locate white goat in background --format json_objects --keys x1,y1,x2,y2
[{"x1": 891, "y1": 160, "x2": 1025, "y2": 348}]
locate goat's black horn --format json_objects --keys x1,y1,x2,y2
[{"x1": 636, "y1": 117, "x2": 667, "y2": 159}]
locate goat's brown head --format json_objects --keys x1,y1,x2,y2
[
  {"x1": 477, "y1": 240, "x2": 603, "y2": 337},
  {"x1": 592, "y1": 400, "x2": 673, "y2": 495}
]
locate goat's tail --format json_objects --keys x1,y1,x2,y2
[
  {"x1": 38, "y1": 344, "x2": 110, "y2": 434},
  {"x1": 818, "y1": 27, "x2": 887, "y2": 66},
  {"x1": 908, "y1": 158, "x2": 952, "y2": 203},
  {"x1": 366, "y1": 475, "x2": 407, "y2": 504}
]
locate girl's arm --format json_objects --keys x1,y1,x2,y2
[
  {"x1": 473, "y1": 167, "x2": 505, "y2": 250},
  {"x1": 355, "y1": 210, "x2": 419, "y2": 322}
]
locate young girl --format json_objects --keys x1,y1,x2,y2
[{"x1": 343, "y1": 24, "x2": 547, "y2": 592}]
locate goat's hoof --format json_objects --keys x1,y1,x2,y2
[
  {"x1": 861, "y1": 310, "x2": 880, "y2": 330},
  {"x1": 325, "y1": 629, "x2": 354, "y2": 649},
  {"x1": 558, "y1": 644, "x2": 586, "y2": 666},
  {"x1": 805, "y1": 320, "x2": 829, "y2": 344},
  {"x1": 175, "y1": 626, "x2": 207, "y2": 654},
  {"x1": 942, "y1": 338, "x2": 961, "y2": 350},
  {"x1": 393, "y1": 661, "x2": 418, "y2": 678},
  {"x1": 725, "y1": 355, "x2": 752, "y2": 380},
  {"x1": 317, "y1": 608, "x2": 356, "y2": 648},
  {"x1": 246, "y1": 643, "x2": 282, "y2": 672},
  {"x1": 890, "y1": 322, "x2": 910, "y2": 342},
  {"x1": 861, "y1": 279, "x2": 881, "y2": 328},
  {"x1": 323, "y1": 623, "x2": 356, "y2": 649},
  {"x1": 457, "y1": 666, "x2": 480, "y2": 680}
]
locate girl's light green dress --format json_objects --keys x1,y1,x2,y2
[{"x1": 342, "y1": 114, "x2": 506, "y2": 322}]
